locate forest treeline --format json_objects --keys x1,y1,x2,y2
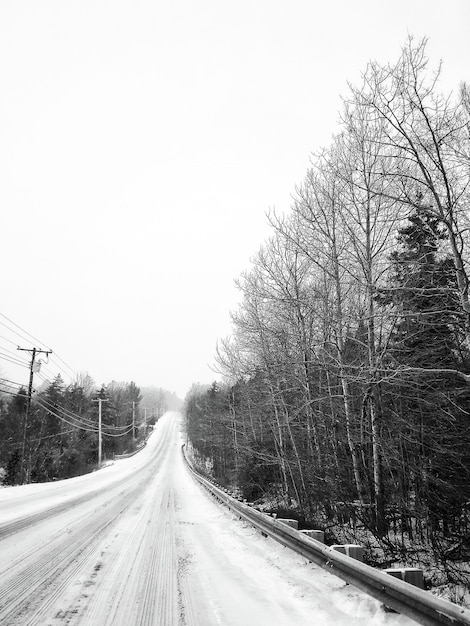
[
  {"x1": 0, "y1": 374, "x2": 179, "y2": 485},
  {"x1": 185, "y1": 39, "x2": 470, "y2": 586}
]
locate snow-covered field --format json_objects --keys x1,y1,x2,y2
[{"x1": 0, "y1": 412, "x2": 415, "y2": 625}]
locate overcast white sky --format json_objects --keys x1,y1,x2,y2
[{"x1": 0, "y1": 0, "x2": 469, "y2": 399}]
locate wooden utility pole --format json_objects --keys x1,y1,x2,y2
[
  {"x1": 93, "y1": 395, "x2": 108, "y2": 469},
  {"x1": 17, "y1": 346, "x2": 52, "y2": 483}
]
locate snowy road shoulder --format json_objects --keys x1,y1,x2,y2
[{"x1": 172, "y1": 432, "x2": 414, "y2": 626}]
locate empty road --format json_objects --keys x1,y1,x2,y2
[{"x1": 0, "y1": 413, "x2": 412, "y2": 625}]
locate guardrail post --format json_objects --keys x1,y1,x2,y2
[
  {"x1": 300, "y1": 530, "x2": 325, "y2": 543},
  {"x1": 384, "y1": 568, "x2": 424, "y2": 590},
  {"x1": 331, "y1": 544, "x2": 364, "y2": 562},
  {"x1": 278, "y1": 519, "x2": 299, "y2": 530}
]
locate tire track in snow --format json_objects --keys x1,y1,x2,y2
[
  {"x1": 0, "y1": 418, "x2": 174, "y2": 626},
  {"x1": 78, "y1": 437, "x2": 180, "y2": 625},
  {"x1": 0, "y1": 491, "x2": 127, "y2": 625},
  {"x1": 137, "y1": 485, "x2": 178, "y2": 625}
]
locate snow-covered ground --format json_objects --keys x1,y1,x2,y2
[{"x1": 0, "y1": 412, "x2": 415, "y2": 625}]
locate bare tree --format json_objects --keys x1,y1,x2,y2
[{"x1": 347, "y1": 37, "x2": 470, "y2": 340}]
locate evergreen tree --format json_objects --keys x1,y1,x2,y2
[
  {"x1": 379, "y1": 210, "x2": 464, "y2": 370},
  {"x1": 378, "y1": 209, "x2": 470, "y2": 536},
  {"x1": 30, "y1": 374, "x2": 66, "y2": 481},
  {"x1": 0, "y1": 387, "x2": 27, "y2": 484}
]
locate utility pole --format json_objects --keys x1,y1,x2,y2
[
  {"x1": 93, "y1": 394, "x2": 108, "y2": 469},
  {"x1": 17, "y1": 346, "x2": 52, "y2": 483}
]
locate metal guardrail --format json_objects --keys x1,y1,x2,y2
[
  {"x1": 114, "y1": 442, "x2": 145, "y2": 461},
  {"x1": 182, "y1": 444, "x2": 470, "y2": 626}
]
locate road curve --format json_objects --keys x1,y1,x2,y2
[{"x1": 0, "y1": 413, "x2": 412, "y2": 625}]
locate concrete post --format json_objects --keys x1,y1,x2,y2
[
  {"x1": 384, "y1": 568, "x2": 424, "y2": 589},
  {"x1": 300, "y1": 530, "x2": 325, "y2": 543},
  {"x1": 331, "y1": 544, "x2": 364, "y2": 561},
  {"x1": 278, "y1": 519, "x2": 299, "y2": 530}
]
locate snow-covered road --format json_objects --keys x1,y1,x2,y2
[{"x1": 0, "y1": 412, "x2": 414, "y2": 625}]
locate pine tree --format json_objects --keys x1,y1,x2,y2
[
  {"x1": 378, "y1": 209, "x2": 470, "y2": 539},
  {"x1": 380, "y1": 210, "x2": 464, "y2": 370}
]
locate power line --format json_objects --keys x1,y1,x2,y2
[
  {"x1": 33, "y1": 393, "x2": 135, "y2": 434},
  {"x1": 8, "y1": 429, "x2": 77, "y2": 446},
  {"x1": 36, "y1": 394, "x2": 133, "y2": 431},
  {"x1": 34, "y1": 399, "x2": 99, "y2": 433},
  {"x1": 0, "y1": 312, "x2": 77, "y2": 386},
  {"x1": 0, "y1": 388, "x2": 28, "y2": 398},
  {"x1": 0, "y1": 312, "x2": 78, "y2": 383},
  {"x1": 36, "y1": 397, "x2": 99, "y2": 429},
  {"x1": 0, "y1": 312, "x2": 51, "y2": 351},
  {"x1": 34, "y1": 400, "x2": 135, "y2": 438},
  {"x1": 0, "y1": 346, "x2": 30, "y2": 364},
  {"x1": 1, "y1": 373, "x2": 134, "y2": 434},
  {"x1": 0, "y1": 377, "x2": 24, "y2": 390},
  {"x1": 0, "y1": 351, "x2": 29, "y2": 369},
  {"x1": 0, "y1": 333, "x2": 22, "y2": 348},
  {"x1": 2, "y1": 366, "x2": 141, "y2": 437},
  {"x1": 49, "y1": 354, "x2": 77, "y2": 379}
]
